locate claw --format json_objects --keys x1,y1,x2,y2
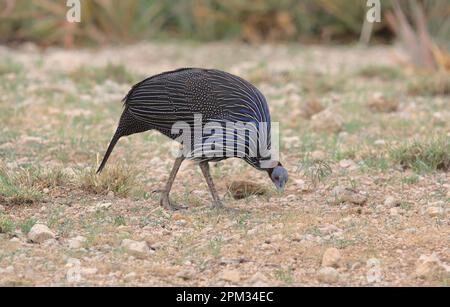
[
  {"x1": 212, "y1": 200, "x2": 224, "y2": 209},
  {"x1": 160, "y1": 195, "x2": 188, "y2": 211}
]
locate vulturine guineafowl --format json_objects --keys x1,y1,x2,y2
[{"x1": 97, "y1": 68, "x2": 288, "y2": 210}]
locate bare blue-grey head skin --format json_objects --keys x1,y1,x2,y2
[{"x1": 268, "y1": 164, "x2": 288, "y2": 192}]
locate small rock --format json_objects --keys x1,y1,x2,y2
[
  {"x1": 175, "y1": 220, "x2": 187, "y2": 226},
  {"x1": 367, "y1": 95, "x2": 399, "y2": 113},
  {"x1": 66, "y1": 266, "x2": 82, "y2": 283},
  {"x1": 43, "y1": 188, "x2": 50, "y2": 194},
  {"x1": 220, "y1": 269, "x2": 241, "y2": 283},
  {"x1": 384, "y1": 196, "x2": 400, "y2": 208},
  {"x1": 96, "y1": 202, "x2": 112, "y2": 210},
  {"x1": 68, "y1": 236, "x2": 87, "y2": 249},
  {"x1": 66, "y1": 258, "x2": 81, "y2": 268},
  {"x1": 338, "y1": 131, "x2": 349, "y2": 139},
  {"x1": 9, "y1": 237, "x2": 20, "y2": 243},
  {"x1": 317, "y1": 267, "x2": 339, "y2": 284},
  {"x1": 330, "y1": 186, "x2": 368, "y2": 205},
  {"x1": 389, "y1": 207, "x2": 402, "y2": 216},
  {"x1": 62, "y1": 167, "x2": 76, "y2": 177},
  {"x1": 42, "y1": 238, "x2": 59, "y2": 247},
  {"x1": 404, "y1": 227, "x2": 417, "y2": 234},
  {"x1": 374, "y1": 139, "x2": 386, "y2": 146},
  {"x1": 0, "y1": 266, "x2": 14, "y2": 274},
  {"x1": 124, "y1": 272, "x2": 137, "y2": 280},
  {"x1": 285, "y1": 194, "x2": 297, "y2": 202},
  {"x1": 311, "y1": 150, "x2": 327, "y2": 161},
  {"x1": 415, "y1": 253, "x2": 447, "y2": 279},
  {"x1": 248, "y1": 272, "x2": 270, "y2": 287},
  {"x1": 176, "y1": 268, "x2": 196, "y2": 280},
  {"x1": 81, "y1": 267, "x2": 98, "y2": 275},
  {"x1": 350, "y1": 262, "x2": 362, "y2": 271},
  {"x1": 300, "y1": 98, "x2": 325, "y2": 119},
  {"x1": 366, "y1": 258, "x2": 381, "y2": 268},
  {"x1": 311, "y1": 108, "x2": 343, "y2": 133},
  {"x1": 426, "y1": 207, "x2": 444, "y2": 218},
  {"x1": 247, "y1": 228, "x2": 258, "y2": 236},
  {"x1": 27, "y1": 224, "x2": 55, "y2": 243},
  {"x1": 107, "y1": 191, "x2": 115, "y2": 198},
  {"x1": 294, "y1": 179, "x2": 309, "y2": 192},
  {"x1": 150, "y1": 241, "x2": 164, "y2": 250},
  {"x1": 432, "y1": 112, "x2": 446, "y2": 125},
  {"x1": 339, "y1": 159, "x2": 357, "y2": 170},
  {"x1": 318, "y1": 224, "x2": 342, "y2": 236},
  {"x1": 270, "y1": 234, "x2": 283, "y2": 242},
  {"x1": 121, "y1": 239, "x2": 151, "y2": 259},
  {"x1": 322, "y1": 248, "x2": 341, "y2": 268}
]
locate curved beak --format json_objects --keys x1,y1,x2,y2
[{"x1": 276, "y1": 180, "x2": 286, "y2": 193}]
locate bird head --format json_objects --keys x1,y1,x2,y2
[{"x1": 268, "y1": 163, "x2": 288, "y2": 193}]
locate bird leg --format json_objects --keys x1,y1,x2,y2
[
  {"x1": 160, "y1": 156, "x2": 187, "y2": 211},
  {"x1": 199, "y1": 162, "x2": 223, "y2": 208}
]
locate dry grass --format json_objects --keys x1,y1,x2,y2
[
  {"x1": 300, "y1": 98, "x2": 325, "y2": 119},
  {"x1": 367, "y1": 96, "x2": 399, "y2": 113},
  {"x1": 79, "y1": 164, "x2": 138, "y2": 197},
  {"x1": 390, "y1": 138, "x2": 450, "y2": 172},
  {"x1": 0, "y1": 166, "x2": 43, "y2": 206},
  {"x1": 408, "y1": 72, "x2": 450, "y2": 96},
  {"x1": 0, "y1": 44, "x2": 448, "y2": 287},
  {"x1": 227, "y1": 181, "x2": 268, "y2": 200},
  {"x1": 356, "y1": 65, "x2": 403, "y2": 80},
  {"x1": 0, "y1": 215, "x2": 15, "y2": 234}
]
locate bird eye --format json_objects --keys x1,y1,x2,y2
[{"x1": 274, "y1": 176, "x2": 280, "y2": 180}]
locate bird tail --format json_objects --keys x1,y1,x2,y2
[{"x1": 96, "y1": 130, "x2": 122, "y2": 174}]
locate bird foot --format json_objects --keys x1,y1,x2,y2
[
  {"x1": 160, "y1": 196, "x2": 188, "y2": 211},
  {"x1": 211, "y1": 200, "x2": 224, "y2": 210}
]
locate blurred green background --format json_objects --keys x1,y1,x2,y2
[{"x1": 0, "y1": 0, "x2": 448, "y2": 48}]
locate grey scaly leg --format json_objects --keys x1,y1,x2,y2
[
  {"x1": 160, "y1": 156, "x2": 187, "y2": 211},
  {"x1": 199, "y1": 162, "x2": 223, "y2": 208}
]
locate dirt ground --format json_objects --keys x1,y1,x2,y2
[{"x1": 0, "y1": 42, "x2": 448, "y2": 286}]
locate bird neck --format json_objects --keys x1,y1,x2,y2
[{"x1": 267, "y1": 162, "x2": 282, "y2": 176}]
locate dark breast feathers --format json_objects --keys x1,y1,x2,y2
[{"x1": 124, "y1": 68, "x2": 272, "y2": 168}]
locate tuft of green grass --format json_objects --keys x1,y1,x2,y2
[
  {"x1": 0, "y1": 166, "x2": 43, "y2": 205},
  {"x1": 305, "y1": 225, "x2": 322, "y2": 237},
  {"x1": 390, "y1": 138, "x2": 450, "y2": 172},
  {"x1": 401, "y1": 174, "x2": 420, "y2": 185},
  {"x1": 19, "y1": 218, "x2": 36, "y2": 235},
  {"x1": 399, "y1": 202, "x2": 413, "y2": 211},
  {"x1": 208, "y1": 236, "x2": 224, "y2": 258},
  {"x1": 114, "y1": 215, "x2": 127, "y2": 226},
  {"x1": 408, "y1": 72, "x2": 450, "y2": 96},
  {"x1": 344, "y1": 120, "x2": 365, "y2": 133},
  {"x1": 296, "y1": 154, "x2": 332, "y2": 187},
  {"x1": 0, "y1": 58, "x2": 23, "y2": 76},
  {"x1": 361, "y1": 155, "x2": 389, "y2": 171},
  {"x1": 68, "y1": 63, "x2": 139, "y2": 85},
  {"x1": 0, "y1": 215, "x2": 15, "y2": 234},
  {"x1": 79, "y1": 164, "x2": 138, "y2": 197},
  {"x1": 0, "y1": 166, "x2": 70, "y2": 206},
  {"x1": 274, "y1": 268, "x2": 294, "y2": 284},
  {"x1": 24, "y1": 167, "x2": 68, "y2": 189},
  {"x1": 300, "y1": 72, "x2": 347, "y2": 94}
]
